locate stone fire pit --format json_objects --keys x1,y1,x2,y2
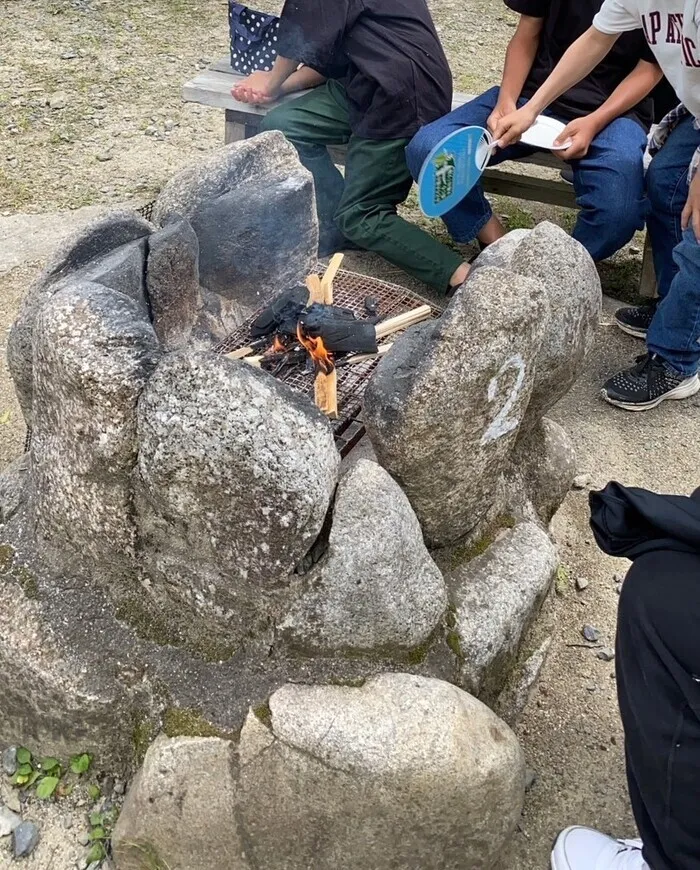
[{"x1": 0, "y1": 132, "x2": 601, "y2": 870}]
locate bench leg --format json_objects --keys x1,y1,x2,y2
[
  {"x1": 224, "y1": 111, "x2": 245, "y2": 145},
  {"x1": 639, "y1": 233, "x2": 658, "y2": 299}
]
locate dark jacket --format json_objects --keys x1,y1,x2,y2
[
  {"x1": 590, "y1": 481, "x2": 700, "y2": 560},
  {"x1": 277, "y1": 0, "x2": 452, "y2": 140}
]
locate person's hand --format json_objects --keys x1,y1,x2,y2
[
  {"x1": 487, "y1": 99, "x2": 517, "y2": 136},
  {"x1": 231, "y1": 71, "x2": 281, "y2": 105},
  {"x1": 553, "y1": 116, "x2": 598, "y2": 161},
  {"x1": 492, "y1": 105, "x2": 538, "y2": 149},
  {"x1": 682, "y1": 170, "x2": 700, "y2": 241}
]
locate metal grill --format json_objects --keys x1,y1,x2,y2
[
  {"x1": 136, "y1": 200, "x2": 156, "y2": 222},
  {"x1": 215, "y1": 268, "x2": 443, "y2": 456}
]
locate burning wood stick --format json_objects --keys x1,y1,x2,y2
[
  {"x1": 312, "y1": 257, "x2": 341, "y2": 419},
  {"x1": 241, "y1": 303, "x2": 432, "y2": 370}
]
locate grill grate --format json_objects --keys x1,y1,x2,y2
[
  {"x1": 136, "y1": 200, "x2": 156, "y2": 222},
  {"x1": 215, "y1": 268, "x2": 443, "y2": 456}
]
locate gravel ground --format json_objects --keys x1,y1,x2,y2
[{"x1": 0, "y1": 2, "x2": 688, "y2": 869}]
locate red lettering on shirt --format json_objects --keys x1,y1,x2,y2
[
  {"x1": 642, "y1": 10, "x2": 663, "y2": 44},
  {"x1": 683, "y1": 36, "x2": 700, "y2": 67},
  {"x1": 641, "y1": 11, "x2": 700, "y2": 68},
  {"x1": 666, "y1": 13, "x2": 684, "y2": 44}
]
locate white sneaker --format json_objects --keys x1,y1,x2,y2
[{"x1": 551, "y1": 826, "x2": 649, "y2": 870}]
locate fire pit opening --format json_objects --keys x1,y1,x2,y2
[{"x1": 215, "y1": 265, "x2": 443, "y2": 457}]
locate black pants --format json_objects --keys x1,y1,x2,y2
[{"x1": 617, "y1": 549, "x2": 700, "y2": 869}]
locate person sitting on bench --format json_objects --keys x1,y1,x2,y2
[
  {"x1": 493, "y1": 0, "x2": 700, "y2": 412},
  {"x1": 230, "y1": 0, "x2": 471, "y2": 295},
  {"x1": 405, "y1": 0, "x2": 662, "y2": 261}
]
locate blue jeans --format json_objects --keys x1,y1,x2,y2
[
  {"x1": 406, "y1": 86, "x2": 648, "y2": 261},
  {"x1": 646, "y1": 115, "x2": 700, "y2": 375}
]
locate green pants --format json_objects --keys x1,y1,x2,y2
[{"x1": 260, "y1": 80, "x2": 462, "y2": 293}]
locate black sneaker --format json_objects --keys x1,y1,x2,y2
[
  {"x1": 602, "y1": 352, "x2": 700, "y2": 411},
  {"x1": 614, "y1": 303, "x2": 657, "y2": 339}
]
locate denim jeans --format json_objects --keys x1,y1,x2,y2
[
  {"x1": 405, "y1": 86, "x2": 648, "y2": 261},
  {"x1": 646, "y1": 115, "x2": 700, "y2": 375}
]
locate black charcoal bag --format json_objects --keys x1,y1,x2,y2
[{"x1": 228, "y1": 2, "x2": 280, "y2": 75}]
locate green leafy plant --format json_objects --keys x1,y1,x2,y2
[
  {"x1": 86, "y1": 807, "x2": 119, "y2": 867},
  {"x1": 6, "y1": 748, "x2": 93, "y2": 800},
  {"x1": 70, "y1": 753, "x2": 92, "y2": 775}
]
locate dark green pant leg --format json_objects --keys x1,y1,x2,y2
[
  {"x1": 334, "y1": 136, "x2": 463, "y2": 292},
  {"x1": 261, "y1": 83, "x2": 352, "y2": 253}
]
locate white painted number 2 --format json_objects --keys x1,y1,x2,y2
[{"x1": 480, "y1": 353, "x2": 526, "y2": 445}]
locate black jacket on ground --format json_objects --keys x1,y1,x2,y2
[{"x1": 276, "y1": 0, "x2": 452, "y2": 140}]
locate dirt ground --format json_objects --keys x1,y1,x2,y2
[{"x1": 0, "y1": 2, "x2": 695, "y2": 869}]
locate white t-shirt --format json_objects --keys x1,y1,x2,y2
[{"x1": 594, "y1": 0, "x2": 700, "y2": 120}]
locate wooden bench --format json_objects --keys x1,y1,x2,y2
[{"x1": 183, "y1": 59, "x2": 656, "y2": 297}]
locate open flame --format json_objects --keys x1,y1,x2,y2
[
  {"x1": 264, "y1": 334, "x2": 288, "y2": 355},
  {"x1": 296, "y1": 323, "x2": 335, "y2": 375}
]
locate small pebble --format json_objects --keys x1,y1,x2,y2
[
  {"x1": 164, "y1": 119, "x2": 175, "y2": 132},
  {"x1": 63, "y1": 816, "x2": 74, "y2": 830},
  {"x1": 95, "y1": 152, "x2": 113, "y2": 162},
  {"x1": 13, "y1": 821, "x2": 40, "y2": 858},
  {"x1": 573, "y1": 473, "x2": 591, "y2": 490},
  {"x1": 575, "y1": 576, "x2": 589, "y2": 591},
  {"x1": 524, "y1": 769, "x2": 537, "y2": 791},
  {"x1": 596, "y1": 647, "x2": 616, "y2": 662},
  {"x1": 78, "y1": 832, "x2": 90, "y2": 846},
  {"x1": 144, "y1": 126, "x2": 157, "y2": 137},
  {"x1": 49, "y1": 92, "x2": 68, "y2": 110},
  {"x1": 0, "y1": 805, "x2": 21, "y2": 838},
  {"x1": 629, "y1": 245, "x2": 641, "y2": 255},
  {"x1": 2, "y1": 746, "x2": 17, "y2": 776},
  {"x1": 113, "y1": 779, "x2": 125, "y2": 796},
  {"x1": 61, "y1": 50, "x2": 78, "y2": 60},
  {"x1": 582, "y1": 624, "x2": 601, "y2": 642}
]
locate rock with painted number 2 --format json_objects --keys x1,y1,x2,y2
[{"x1": 364, "y1": 266, "x2": 549, "y2": 548}]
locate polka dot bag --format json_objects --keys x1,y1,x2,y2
[{"x1": 228, "y1": 2, "x2": 280, "y2": 74}]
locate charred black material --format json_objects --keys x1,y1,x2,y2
[
  {"x1": 300, "y1": 304, "x2": 378, "y2": 354},
  {"x1": 250, "y1": 285, "x2": 308, "y2": 337}
]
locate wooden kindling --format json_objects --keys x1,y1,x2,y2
[{"x1": 310, "y1": 254, "x2": 344, "y2": 419}]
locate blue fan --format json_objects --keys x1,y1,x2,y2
[{"x1": 417, "y1": 126, "x2": 495, "y2": 218}]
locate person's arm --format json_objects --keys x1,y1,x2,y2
[
  {"x1": 492, "y1": 26, "x2": 620, "y2": 146},
  {"x1": 280, "y1": 65, "x2": 326, "y2": 95},
  {"x1": 487, "y1": 15, "x2": 544, "y2": 133},
  {"x1": 554, "y1": 59, "x2": 662, "y2": 160}
]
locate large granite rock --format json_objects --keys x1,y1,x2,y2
[
  {"x1": 146, "y1": 217, "x2": 201, "y2": 351},
  {"x1": 471, "y1": 229, "x2": 530, "y2": 270},
  {"x1": 7, "y1": 211, "x2": 152, "y2": 428},
  {"x1": 238, "y1": 674, "x2": 525, "y2": 870},
  {"x1": 364, "y1": 266, "x2": 548, "y2": 547},
  {"x1": 112, "y1": 736, "x2": 246, "y2": 870},
  {"x1": 31, "y1": 282, "x2": 160, "y2": 572},
  {"x1": 279, "y1": 459, "x2": 447, "y2": 655},
  {"x1": 509, "y1": 222, "x2": 601, "y2": 426},
  {"x1": 135, "y1": 352, "x2": 340, "y2": 647},
  {"x1": 448, "y1": 522, "x2": 558, "y2": 702},
  {"x1": 496, "y1": 636, "x2": 552, "y2": 726},
  {"x1": 191, "y1": 173, "x2": 317, "y2": 322},
  {"x1": 508, "y1": 417, "x2": 576, "y2": 524},
  {"x1": 152, "y1": 133, "x2": 318, "y2": 325}
]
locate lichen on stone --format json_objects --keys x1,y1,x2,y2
[{"x1": 162, "y1": 707, "x2": 234, "y2": 741}]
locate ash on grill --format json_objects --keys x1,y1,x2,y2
[{"x1": 216, "y1": 256, "x2": 441, "y2": 455}]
